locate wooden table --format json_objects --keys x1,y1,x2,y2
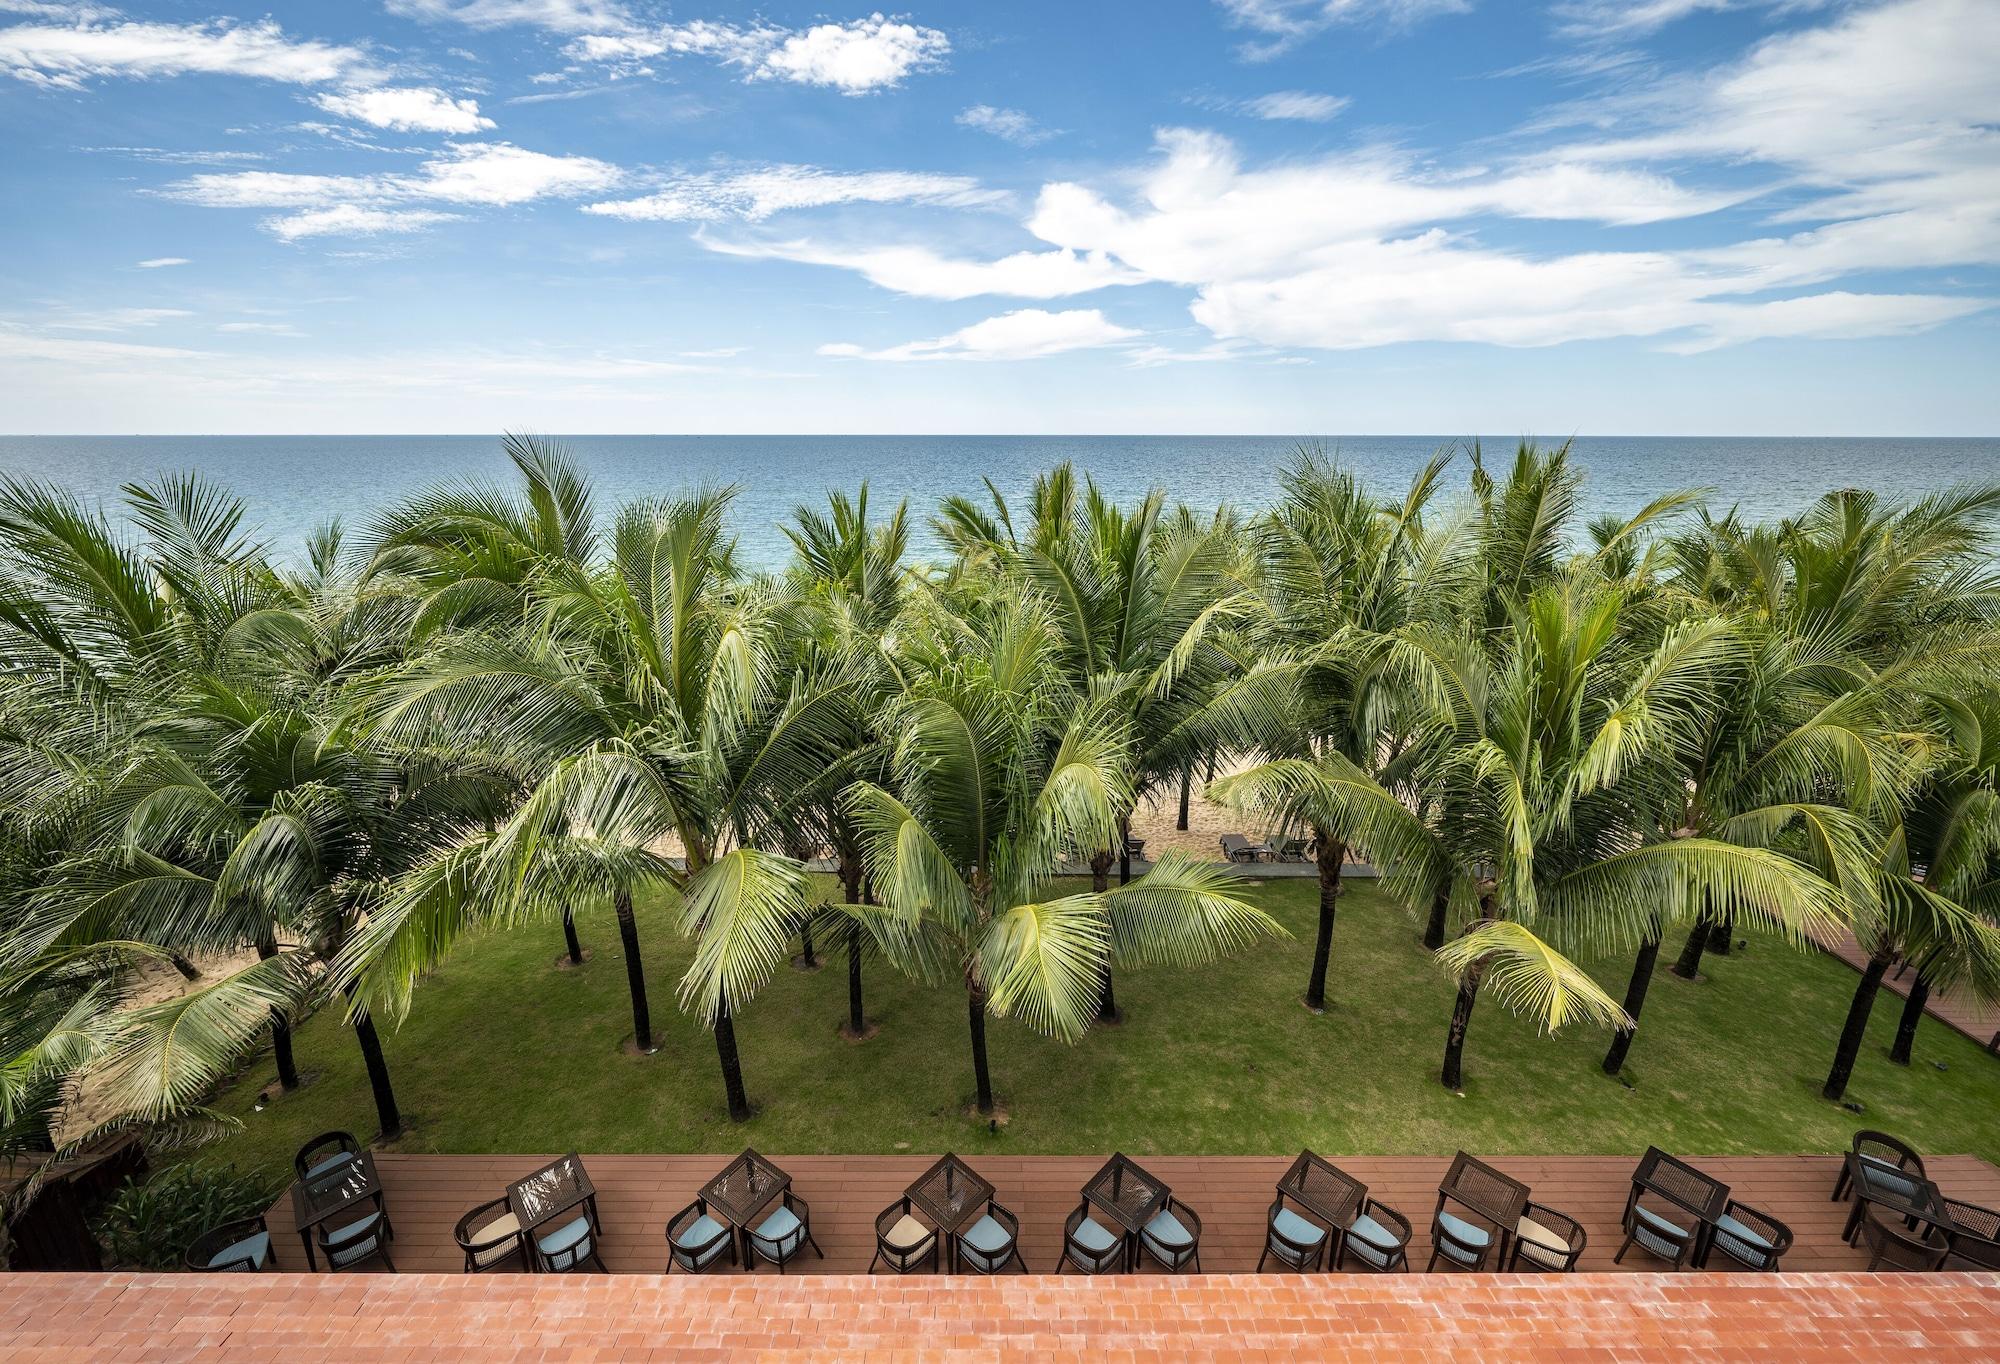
[
  {"x1": 1082, "y1": 1153, "x2": 1172, "y2": 1269},
  {"x1": 906, "y1": 1153, "x2": 994, "y2": 1272},
  {"x1": 1276, "y1": 1150, "x2": 1367, "y2": 1264},
  {"x1": 288, "y1": 1150, "x2": 382, "y2": 1271},
  {"x1": 1844, "y1": 1152, "x2": 1960, "y2": 1237},
  {"x1": 506, "y1": 1153, "x2": 599, "y2": 1271},
  {"x1": 700, "y1": 1149, "x2": 791, "y2": 1267},
  {"x1": 1629, "y1": 1147, "x2": 1730, "y2": 1263},
  {"x1": 1436, "y1": 1152, "x2": 1530, "y2": 1267}
]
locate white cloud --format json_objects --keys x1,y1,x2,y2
[
  {"x1": 46, "y1": 307, "x2": 192, "y2": 332},
  {"x1": 820, "y1": 307, "x2": 1140, "y2": 361},
  {"x1": 584, "y1": 166, "x2": 997, "y2": 222},
  {"x1": 165, "y1": 170, "x2": 385, "y2": 209},
  {"x1": 957, "y1": 104, "x2": 1054, "y2": 146},
  {"x1": 386, "y1": 0, "x2": 635, "y2": 32},
  {"x1": 216, "y1": 320, "x2": 303, "y2": 335},
  {"x1": 311, "y1": 86, "x2": 495, "y2": 134},
  {"x1": 700, "y1": 237, "x2": 1142, "y2": 300},
  {"x1": 263, "y1": 205, "x2": 461, "y2": 242},
  {"x1": 1549, "y1": 0, "x2": 1778, "y2": 40},
  {"x1": 564, "y1": 13, "x2": 949, "y2": 93},
  {"x1": 416, "y1": 141, "x2": 620, "y2": 204},
  {"x1": 1242, "y1": 90, "x2": 1349, "y2": 121},
  {"x1": 135, "y1": 256, "x2": 189, "y2": 268},
  {"x1": 0, "y1": 18, "x2": 374, "y2": 90},
  {"x1": 1216, "y1": 0, "x2": 1470, "y2": 57}
]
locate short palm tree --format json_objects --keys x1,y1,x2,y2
[{"x1": 848, "y1": 592, "x2": 1281, "y2": 1115}]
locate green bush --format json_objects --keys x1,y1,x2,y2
[{"x1": 93, "y1": 1163, "x2": 280, "y2": 1270}]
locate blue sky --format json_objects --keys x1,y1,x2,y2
[{"x1": 2, "y1": 0, "x2": 1996, "y2": 434}]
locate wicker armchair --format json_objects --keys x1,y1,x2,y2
[
  {"x1": 1257, "y1": 1196, "x2": 1328, "y2": 1272},
  {"x1": 1139, "y1": 1196, "x2": 1202, "y2": 1273},
  {"x1": 1833, "y1": 1130, "x2": 1926, "y2": 1202},
  {"x1": 1425, "y1": 1199, "x2": 1500, "y2": 1273},
  {"x1": 1614, "y1": 1193, "x2": 1698, "y2": 1270},
  {"x1": 1059, "y1": 1201, "x2": 1126, "y2": 1274},
  {"x1": 1507, "y1": 1202, "x2": 1585, "y2": 1272},
  {"x1": 869, "y1": 1196, "x2": 939, "y2": 1274},
  {"x1": 744, "y1": 1190, "x2": 823, "y2": 1274},
  {"x1": 184, "y1": 1214, "x2": 274, "y2": 1273},
  {"x1": 1336, "y1": 1198, "x2": 1412, "y2": 1273},
  {"x1": 453, "y1": 1196, "x2": 524, "y2": 1273},
  {"x1": 1699, "y1": 1199, "x2": 1792, "y2": 1271},
  {"x1": 1942, "y1": 1199, "x2": 2000, "y2": 1271},
  {"x1": 953, "y1": 1199, "x2": 1028, "y2": 1274},
  {"x1": 666, "y1": 1197, "x2": 737, "y2": 1273},
  {"x1": 293, "y1": 1131, "x2": 361, "y2": 1183},
  {"x1": 1856, "y1": 1201, "x2": 1949, "y2": 1272},
  {"x1": 314, "y1": 1197, "x2": 394, "y2": 1273}
]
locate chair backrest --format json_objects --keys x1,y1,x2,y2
[
  {"x1": 1220, "y1": 834, "x2": 1251, "y2": 856},
  {"x1": 1853, "y1": 1129, "x2": 1925, "y2": 1176},
  {"x1": 1859, "y1": 1202, "x2": 1943, "y2": 1266},
  {"x1": 294, "y1": 1131, "x2": 360, "y2": 1181}
]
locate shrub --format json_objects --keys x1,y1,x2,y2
[{"x1": 93, "y1": 1163, "x2": 279, "y2": 1270}]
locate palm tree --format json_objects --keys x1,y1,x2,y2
[
  {"x1": 353, "y1": 488, "x2": 852, "y2": 1121},
  {"x1": 847, "y1": 591, "x2": 1282, "y2": 1115}
]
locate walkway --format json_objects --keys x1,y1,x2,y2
[
  {"x1": 261, "y1": 1151, "x2": 2000, "y2": 1276},
  {"x1": 5, "y1": 1270, "x2": 1998, "y2": 1361},
  {"x1": 1823, "y1": 932, "x2": 2000, "y2": 1054}
]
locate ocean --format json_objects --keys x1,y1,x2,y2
[{"x1": 2, "y1": 434, "x2": 1996, "y2": 569}]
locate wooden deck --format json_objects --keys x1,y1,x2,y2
[
  {"x1": 1825, "y1": 932, "x2": 2000, "y2": 1054},
  {"x1": 265, "y1": 1150, "x2": 2000, "y2": 1276}
]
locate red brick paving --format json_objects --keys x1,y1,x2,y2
[
  {"x1": 258, "y1": 1151, "x2": 2000, "y2": 1276},
  {"x1": 3, "y1": 1270, "x2": 1998, "y2": 1361}
]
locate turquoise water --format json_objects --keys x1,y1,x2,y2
[{"x1": 1, "y1": 435, "x2": 1995, "y2": 568}]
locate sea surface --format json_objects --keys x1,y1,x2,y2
[{"x1": 2, "y1": 435, "x2": 1996, "y2": 569}]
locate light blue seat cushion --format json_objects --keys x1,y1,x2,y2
[
  {"x1": 959, "y1": 1214, "x2": 1014, "y2": 1270},
  {"x1": 1267, "y1": 1207, "x2": 1327, "y2": 1267},
  {"x1": 1711, "y1": 1212, "x2": 1776, "y2": 1266},
  {"x1": 1143, "y1": 1208, "x2": 1194, "y2": 1250},
  {"x1": 1435, "y1": 1211, "x2": 1492, "y2": 1265},
  {"x1": 672, "y1": 1213, "x2": 730, "y2": 1269},
  {"x1": 538, "y1": 1214, "x2": 593, "y2": 1270},
  {"x1": 753, "y1": 1204, "x2": 805, "y2": 1260},
  {"x1": 1859, "y1": 1155, "x2": 1922, "y2": 1200},
  {"x1": 1343, "y1": 1212, "x2": 1400, "y2": 1268},
  {"x1": 304, "y1": 1153, "x2": 355, "y2": 1181},
  {"x1": 1630, "y1": 1205, "x2": 1689, "y2": 1260},
  {"x1": 209, "y1": 1230, "x2": 270, "y2": 1271},
  {"x1": 324, "y1": 1214, "x2": 384, "y2": 1269},
  {"x1": 323, "y1": 1210, "x2": 380, "y2": 1248},
  {"x1": 1070, "y1": 1215, "x2": 1119, "y2": 1254}
]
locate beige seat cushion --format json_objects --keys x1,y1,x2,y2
[
  {"x1": 883, "y1": 1215, "x2": 932, "y2": 1252},
  {"x1": 470, "y1": 1212, "x2": 522, "y2": 1267},
  {"x1": 1514, "y1": 1214, "x2": 1571, "y2": 1267}
]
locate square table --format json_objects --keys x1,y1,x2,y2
[
  {"x1": 1436, "y1": 1152, "x2": 1530, "y2": 1267},
  {"x1": 1277, "y1": 1149, "x2": 1367, "y2": 1228},
  {"x1": 907, "y1": 1153, "x2": 995, "y2": 1271},
  {"x1": 700, "y1": 1148, "x2": 792, "y2": 1266},
  {"x1": 506, "y1": 1153, "x2": 600, "y2": 1271},
  {"x1": 1629, "y1": 1147, "x2": 1730, "y2": 1263},
  {"x1": 289, "y1": 1149, "x2": 381, "y2": 1271},
  {"x1": 1082, "y1": 1153, "x2": 1171, "y2": 1268},
  {"x1": 1845, "y1": 1152, "x2": 1959, "y2": 1236}
]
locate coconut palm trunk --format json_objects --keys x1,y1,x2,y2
[
  {"x1": 255, "y1": 938, "x2": 300, "y2": 1091},
  {"x1": 1890, "y1": 975, "x2": 1930, "y2": 1065},
  {"x1": 1441, "y1": 954, "x2": 1488, "y2": 1092},
  {"x1": 1670, "y1": 913, "x2": 1711, "y2": 980},
  {"x1": 561, "y1": 910, "x2": 584, "y2": 966},
  {"x1": 1090, "y1": 849, "x2": 1122, "y2": 1024},
  {"x1": 1177, "y1": 766, "x2": 1192, "y2": 831},
  {"x1": 1602, "y1": 932, "x2": 1662, "y2": 1077},
  {"x1": 712, "y1": 1001, "x2": 752, "y2": 1122},
  {"x1": 1421, "y1": 890, "x2": 1449, "y2": 951},
  {"x1": 967, "y1": 978, "x2": 995, "y2": 1116},
  {"x1": 1823, "y1": 944, "x2": 1893, "y2": 1100},
  {"x1": 612, "y1": 889, "x2": 653, "y2": 1052},
  {"x1": 1303, "y1": 831, "x2": 1346, "y2": 1012},
  {"x1": 346, "y1": 987, "x2": 403, "y2": 1139}
]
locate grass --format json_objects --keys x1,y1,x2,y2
[{"x1": 192, "y1": 875, "x2": 2000, "y2": 1184}]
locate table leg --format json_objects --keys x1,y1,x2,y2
[{"x1": 297, "y1": 1229, "x2": 317, "y2": 1273}]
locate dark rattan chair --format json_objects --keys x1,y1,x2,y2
[
  {"x1": 745, "y1": 1190, "x2": 823, "y2": 1274},
  {"x1": 666, "y1": 1197, "x2": 737, "y2": 1273},
  {"x1": 528, "y1": 1203, "x2": 605, "y2": 1273},
  {"x1": 294, "y1": 1131, "x2": 362, "y2": 1184},
  {"x1": 1613, "y1": 1194, "x2": 1698, "y2": 1269},
  {"x1": 1337, "y1": 1198, "x2": 1412, "y2": 1272},
  {"x1": 1833, "y1": 1130, "x2": 1926, "y2": 1203},
  {"x1": 1059, "y1": 1201, "x2": 1126, "y2": 1274},
  {"x1": 1700, "y1": 1199, "x2": 1792, "y2": 1271},
  {"x1": 1425, "y1": 1200, "x2": 1500, "y2": 1273},
  {"x1": 1942, "y1": 1199, "x2": 2000, "y2": 1271},
  {"x1": 1506, "y1": 1202, "x2": 1585, "y2": 1272},
  {"x1": 453, "y1": 1196, "x2": 524, "y2": 1273},
  {"x1": 954, "y1": 1199, "x2": 1028, "y2": 1274},
  {"x1": 184, "y1": 1214, "x2": 275, "y2": 1273},
  {"x1": 1257, "y1": 1196, "x2": 1328, "y2": 1271},
  {"x1": 1139, "y1": 1196, "x2": 1202, "y2": 1273},
  {"x1": 314, "y1": 1197, "x2": 394, "y2": 1273},
  {"x1": 1856, "y1": 1201, "x2": 1949, "y2": 1271},
  {"x1": 869, "y1": 1196, "x2": 940, "y2": 1274}
]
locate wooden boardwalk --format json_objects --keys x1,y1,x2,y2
[
  {"x1": 264, "y1": 1150, "x2": 2000, "y2": 1276},
  {"x1": 1824, "y1": 933, "x2": 2000, "y2": 1054}
]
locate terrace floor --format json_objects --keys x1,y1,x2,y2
[
  {"x1": 1825, "y1": 930, "x2": 2000, "y2": 1054},
  {"x1": 263, "y1": 1151, "x2": 2000, "y2": 1275}
]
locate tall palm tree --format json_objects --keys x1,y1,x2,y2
[
  {"x1": 848, "y1": 591, "x2": 1282, "y2": 1115},
  {"x1": 352, "y1": 488, "x2": 852, "y2": 1122}
]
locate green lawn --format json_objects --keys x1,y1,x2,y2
[{"x1": 193, "y1": 876, "x2": 2000, "y2": 1184}]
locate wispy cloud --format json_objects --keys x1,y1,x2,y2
[
  {"x1": 311, "y1": 86, "x2": 495, "y2": 134},
  {"x1": 562, "y1": 14, "x2": 950, "y2": 94},
  {"x1": 1215, "y1": 0, "x2": 1471, "y2": 58},
  {"x1": 0, "y1": 17, "x2": 377, "y2": 89},
  {"x1": 700, "y1": 237, "x2": 1140, "y2": 300},
  {"x1": 385, "y1": 0, "x2": 635, "y2": 33},
  {"x1": 956, "y1": 104, "x2": 1055, "y2": 145},
  {"x1": 584, "y1": 165, "x2": 998, "y2": 222},
  {"x1": 263, "y1": 205, "x2": 461, "y2": 242},
  {"x1": 820, "y1": 307, "x2": 1140, "y2": 361},
  {"x1": 135, "y1": 256, "x2": 190, "y2": 268},
  {"x1": 1241, "y1": 90, "x2": 1349, "y2": 121}
]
